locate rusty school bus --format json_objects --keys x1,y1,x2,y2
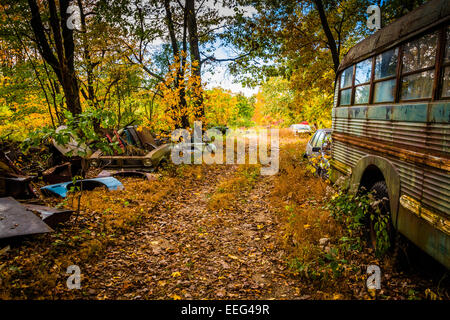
[{"x1": 330, "y1": 0, "x2": 449, "y2": 268}]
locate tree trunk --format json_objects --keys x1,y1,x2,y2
[
  {"x1": 186, "y1": 0, "x2": 204, "y2": 120},
  {"x1": 313, "y1": 0, "x2": 340, "y2": 73},
  {"x1": 164, "y1": 0, "x2": 189, "y2": 128},
  {"x1": 27, "y1": 0, "x2": 82, "y2": 116}
]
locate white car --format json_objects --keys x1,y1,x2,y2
[{"x1": 290, "y1": 124, "x2": 311, "y2": 135}]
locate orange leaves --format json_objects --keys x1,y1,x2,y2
[
  {"x1": 207, "y1": 165, "x2": 260, "y2": 212},
  {"x1": 204, "y1": 88, "x2": 239, "y2": 126},
  {"x1": 156, "y1": 57, "x2": 206, "y2": 130}
]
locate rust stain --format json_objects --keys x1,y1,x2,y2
[
  {"x1": 400, "y1": 195, "x2": 450, "y2": 236},
  {"x1": 333, "y1": 132, "x2": 450, "y2": 172}
]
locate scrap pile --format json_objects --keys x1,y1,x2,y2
[
  {"x1": 0, "y1": 125, "x2": 168, "y2": 243},
  {"x1": 88, "y1": 125, "x2": 171, "y2": 170}
]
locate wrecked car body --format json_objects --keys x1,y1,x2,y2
[
  {"x1": 88, "y1": 126, "x2": 172, "y2": 170},
  {"x1": 88, "y1": 143, "x2": 171, "y2": 170},
  {"x1": 40, "y1": 177, "x2": 124, "y2": 198}
]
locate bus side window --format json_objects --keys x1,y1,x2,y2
[
  {"x1": 354, "y1": 58, "x2": 372, "y2": 104},
  {"x1": 373, "y1": 48, "x2": 398, "y2": 103},
  {"x1": 441, "y1": 27, "x2": 450, "y2": 98},
  {"x1": 401, "y1": 32, "x2": 438, "y2": 100},
  {"x1": 339, "y1": 66, "x2": 353, "y2": 106}
]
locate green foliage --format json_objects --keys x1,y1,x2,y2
[
  {"x1": 22, "y1": 108, "x2": 121, "y2": 157},
  {"x1": 328, "y1": 187, "x2": 391, "y2": 257},
  {"x1": 259, "y1": 76, "x2": 295, "y2": 123},
  {"x1": 371, "y1": 200, "x2": 391, "y2": 256}
]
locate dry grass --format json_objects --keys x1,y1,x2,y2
[
  {"x1": 207, "y1": 164, "x2": 260, "y2": 212},
  {"x1": 278, "y1": 128, "x2": 313, "y2": 145},
  {"x1": 270, "y1": 140, "x2": 341, "y2": 264},
  {"x1": 0, "y1": 169, "x2": 193, "y2": 299}
]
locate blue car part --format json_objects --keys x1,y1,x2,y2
[{"x1": 41, "y1": 177, "x2": 124, "y2": 198}]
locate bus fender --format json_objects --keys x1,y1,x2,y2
[{"x1": 349, "y1": 155, "x2": 401, "y2": 228}]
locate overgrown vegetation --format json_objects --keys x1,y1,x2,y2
[
  {"x1": 270, "y1": 133, "x2": 447, "y2": 299},
  {"x1": 0, "y1": 172, "x2": 182, "y2": 299}
]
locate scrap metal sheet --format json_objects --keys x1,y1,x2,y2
[{"x1": 0, "y1": 197, "x2": 52, "y2": 239}]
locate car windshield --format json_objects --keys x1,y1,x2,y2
[{"x1": 313, "y1": 131, "x2": 325, "y2": 147}]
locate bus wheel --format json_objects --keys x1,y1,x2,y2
[{"x1": 368, "y1": 181, "x2": 393, "y2": 256}]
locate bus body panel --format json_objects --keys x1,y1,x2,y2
[
  {"x1": 331, "y1": 0, "x2": 449, "y2": 268},
  {"x1": 331, "y1": 101, "x2": 449, "y2": 268}
]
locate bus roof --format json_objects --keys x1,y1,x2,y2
[{"x1": 338, "y1": 0, "x2": 450, "y2": 73}]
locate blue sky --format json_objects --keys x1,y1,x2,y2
[{"x1": 202, "y1": 43, "x2": 260, "y2": 97}]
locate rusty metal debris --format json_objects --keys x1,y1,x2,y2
[
  {"x1": 1, "y1": 176, "x2": 35, "y2": 199},
  {"x1": 23, "y1": 204, "x2": 73, "y2": 228},
  {"x1": 88, "y1": 126, "x2": 172, "y2": 170},
  {"x1": 42, "y1": 157, "x2": 84, "y2": 184},
  {"x1": 0, "y1": 197, "x2": 53, "y2": 240}
]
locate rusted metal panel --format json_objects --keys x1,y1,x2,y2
[
  {"x1": 338, "y1": 0, "x2": 450, "y2": 72},
  {"x1": 392, "y1": 159, "x2": 424, "y2": 203},
  {"x1": 400, "y1": 195, "x2": 449, "y2": 236},
  {"x1": 23, "y1": 204, "x2": 73, "y2": 228},
  {"x1": 397, "y1": 201, "x2": 449, "y2": 268},
  {"x1": 331, "y1": 0, "x2": 450, "y2": 269},
  {"x1": 0, "y1": 197, "x2": 52, "y2": 239},
  {"x1": 97, "y1": 170, "x2": 158, "y2": 181},
  {"x1": 331, "y1": 137, "x2": 450, "y2": 217},
  {"x1": 333, "y1": 132, "x2": 450, "y2": 171},
  {"x1": 0, "y1": 176, "x2": 35, "y2": 198},
  {"x1": 42, "y1": 162, "x2": 72, "y2": 184},
  {"x1": 335, "y1": 118, "x2": 446, "y2": 155},
  {"x1": 333, "y1": 103, "x2": 449, "y2": 158},
  {"x1": 422, "y1": 166, "x2": 450, "y2": 213}
]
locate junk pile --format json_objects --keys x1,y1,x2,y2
[
  {"x1": 0, "y1": 125, "x2": 166, "y2": 242},
  {"x1": 88, "y1": 125, "x2": 171, "y2": 170}
]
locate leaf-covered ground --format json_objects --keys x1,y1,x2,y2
[
  {"x1": 1, "y1": 135, "x2": 448, "y2": 300},
  {"x1": 70, "y1": 164, "x2": 306, "y2": 300}
]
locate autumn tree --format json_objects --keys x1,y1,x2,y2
[
  {"x1": 223, "y1": 0, "x2": 370, "y2": 125},
  {"x1": 26, "y1": 0, "x2": 82, "y2": 116}
]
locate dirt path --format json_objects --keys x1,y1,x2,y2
[{"x1": 75, "y1": 164, "x2": 307, "y2": 300}]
